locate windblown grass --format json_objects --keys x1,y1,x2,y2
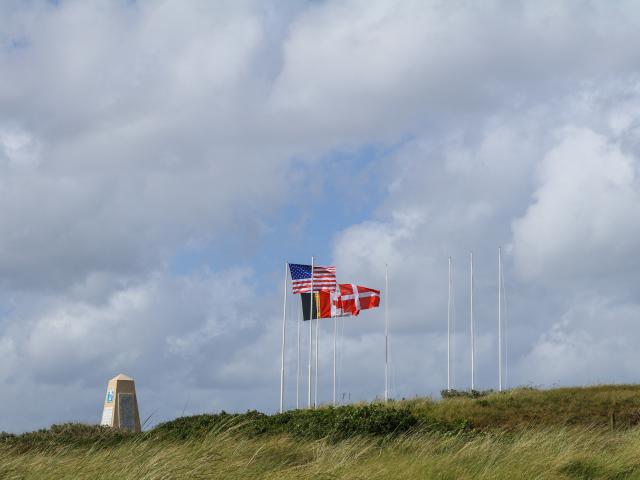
[
  {"x1": 403, "y1": 384, "x2": 640, "y2": 431},
  {"x1": 3, "y1": 384, "x2": 640, "y2": 479},
  {"x1": 3, "y1": 427, "x2": 640, "y2": 479}
]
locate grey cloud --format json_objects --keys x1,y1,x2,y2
[{"x1": 2, "y1": 0, "x2": 640, "y2": 432}]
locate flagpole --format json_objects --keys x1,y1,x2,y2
[
  {"x1": 447, "y1": 256, "x2": 452, "y2": 392},
  {"x1": 308, "y1": 256, "x2": 314, "y2": 408},
  {"x1": 296, "y1": 306, "x2": 301, "y2": 409},
  {"x1": 498, "y1": 246, "x2": 502, "y2": 392},
  {"x1": 470, "y1": 252, "x2": 475, "y2": 392},
  {"x1": 314, "y1": 300, "x2": 320, "y2": 408},
  {"x1": 333, "y1": 314, "x2": 337, "y2": 406},
  {"x1": 279, "y1": 262, "x2": 288, "y2": 413},
  {"x1": 502, "y1": 254, "x2": 508, "y2": 390},
  {"x1": 452, "y1": 258, "x2": 456, "y2": 389},
  {"x1": 384, "y1": 264, "x2": 389, "y2": 403}
]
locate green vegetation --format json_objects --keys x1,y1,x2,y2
[
  {"x1": 149, "y1": 403, "x2": 468, "y2": 442},
  {"x1": 3, "y1": 385, "x2": 640, "y2": 479},
  {"x1": 415, "y1": 384, "x2": 640, "y2": 431}
]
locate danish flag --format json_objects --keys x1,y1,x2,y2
[
  {"x1": 334, "y1": 284, "x2": 381, "y2": 316},
  {"x1": 301, "y1": 283, "x2": 381, "y2": 320}
]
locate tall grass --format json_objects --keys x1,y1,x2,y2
[
  {"x1": 4, "y1": 385, "x2": 640, "y2": 479},
  {"x1": 403, "y1": 384, "x2": 640, "y2": 430},
  {"x1": 4, "y1": 427, "x2": 640, "y2": 479}
]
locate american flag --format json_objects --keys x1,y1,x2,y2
[{"x1": 289, "y1": 263, "x2": 337, "y2": 294}]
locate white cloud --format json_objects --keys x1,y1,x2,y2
[
  {"x1": 2, "y1": 0, "x2": 640, "y2": 432},
  {"x1": 513, "y1": 127, "x2": 640, "y2": 283},
  {"x1": 271, "y1": 0, "x2": 640, "y2": 143},
  {"x1": 0, "y1": 125, "x2": 40, "y2": 169},
  {"x1": 329, "y1": 86, "x2": 640, "y2": 395},
  {"x1": 0, "y1": 2, "x2": 295, "y2": 290},
  {"x1": 516, "y1": 298, "x2": 640, "y2": 386},
  {"x1": 0, "y1": 266, "x2": 279, "y2": 431}
]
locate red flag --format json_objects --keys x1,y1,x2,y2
[
  {"x1": 301, "y1": 291, "x2": 335, "y2": 320},
  {"x1": 335, "y1": 284, "x2": 381, "y2": 316},
  {"x1": 301, "y1": 284, "x2": 381, "y2": 319}
]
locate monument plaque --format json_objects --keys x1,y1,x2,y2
[
  {"x1": 118, "y1": 393, "x2": 135, "y2": 430},
  {"x1": 100, "y1": 373, "x2": 141, "y2": 432}
]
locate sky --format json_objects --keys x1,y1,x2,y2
[{"x1": 2, "y1": 0, "x2": 640, "y2": 432}]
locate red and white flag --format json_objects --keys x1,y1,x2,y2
[{"x1": 333, "y1": 284, "x2": 381, "y2": 316}]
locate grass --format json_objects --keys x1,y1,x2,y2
[
  {"x1": 4, "y1": 426, "x2": 640, "y2": 479},
  {"x1": 405, "y1": 384, "x2": 640, "y2": 430},
  {"x1": 3, "y1": 384, "x2": 640, "y2": 479}
]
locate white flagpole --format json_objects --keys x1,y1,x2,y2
[
  {"x1": 279, "y1": 262, "x2": 288, "y2": 413},
  {"x1": 502, "y1": 255, "x2": 508, "y2": 390},
  {"x1": 498, "y1": 246, "x2": 502, "y2": 392},
  {"x1": 308, "y1": 257, "x2": 314, "y2": 408},
  {"x1": 333, "y1": 314, "x2": 337, "y2": 406},
  {"x1": 296, "y1": 306, "x2": 301, "y2": 409},
  {"x1": 447, "y1": 256, "x2": 452, "y2": 392},
  {"x1": 315, "y1": 300, "x2": 320, "y2": 408},
  {"x1": 385, "y1": 264, "x2": 389, "y2": 403},
  {"x1": 452, "y1": 259, "x2": 456, "y2": 389},
  {"x1": 470, "y1": 252, "x2": 475, "y2": 392}
]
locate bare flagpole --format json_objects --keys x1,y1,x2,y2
[
  {"x1": 296, "y1": 306, "x2": 301, "y2": 409},
  {"x1": 279, "y1": 262, "x2": 288, "y2": 413},
  {"x1": 447, "y1": 256, "x2": 452, "y2": 392},
  {"x1": 470, "y1": 252, "x2": 475, "y2": 392},
  {"x1": 501, "y1": 255, "x2": 509, "y2": 390},
  {"x1": 308, "y1": 257, "x2": 314, "y2": 408},
  {"x1": 452, "y1": 259, "x2": 456, "y2": 389},
  {"x1": 498, "y1": 246, "x2": 502, "y2": 392},
  {"x1": 385, "y1": 264, "x2": 389, "y2": 403}
]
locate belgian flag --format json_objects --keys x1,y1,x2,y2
[{"x1": 300, "y1": 292, "x2": 332, "y2": 320}]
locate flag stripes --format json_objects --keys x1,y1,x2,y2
[{"x1": 289, "y1": 263, "x2": 337, "y2": 293}]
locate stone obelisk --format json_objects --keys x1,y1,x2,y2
[{"x1": 100, "y1": 373, "x2": 141, "y2": 432}]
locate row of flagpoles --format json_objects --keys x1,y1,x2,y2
[
  {"x1": 281, "y1": 247, "x2": 508, "y2": 412},
  {"x1": 280, "y1": 258, "x2": 383, "y2": 412},
  {"x1": 448, "y1": 247, "x2": 508, "y2": 393}
]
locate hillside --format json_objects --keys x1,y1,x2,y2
[
  {"x1": 3, "y1": 385, "x2": 640, "y2": 479},
  {"x1": 409, "y1": 384, "x2": 640, "y2": 430}
]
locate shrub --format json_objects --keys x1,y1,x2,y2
[
  {"x1": 152, "y1": 404, "x2": 470, "y2": 442},
  {"x1": 150, "y1": 411, "x2": 254, "y2": 440},
  {"x1": 440, "y1": 389, "x2": 494, "y2": 399},
  {"x1": 262, "y1": 404, "x2": 420, "y2": 440},
  {"x1": 1, "y1": 404, "x2": 473, "y2": 451},
  {"x1": 3, "y1": 423, "x2": 136, "y2": 453}
]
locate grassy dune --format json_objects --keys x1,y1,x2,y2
[
  {"x1": 3, "y1": 385, "x2": 640, "y2": 479},
  {"x1": 4, "y1": 427, "x2": 640, "y2": 479},
  {"x1": 409, "y1": 384, "x2": 640, "y2": 430}
]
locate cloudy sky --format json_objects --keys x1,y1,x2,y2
[{"x1": 2, "y1": 0, "x2": 640, "y2": 432}]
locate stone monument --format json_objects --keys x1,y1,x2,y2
[{"x1": 100, "y1": 373, "x2": 141, "y2": 432}]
